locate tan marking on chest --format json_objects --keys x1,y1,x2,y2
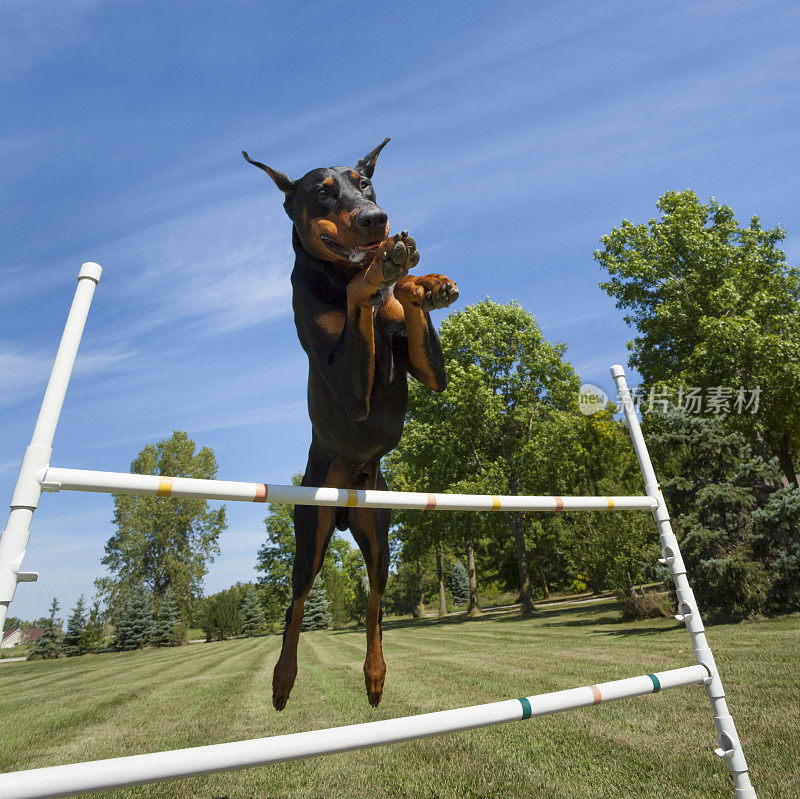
[{"x1": 379, "y1": 294, "x2": 406, "y2": 324}]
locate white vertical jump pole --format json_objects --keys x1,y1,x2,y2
[
  {"x1": 0, "y1": 263, "x2": 101, "y2": 635},
  {"x1": 610, "y1": 365, "x2": 756, "y2": 799}
]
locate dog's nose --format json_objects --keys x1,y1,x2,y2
[{"x1": 355, "y1": 208, "x2": 388, "y2": 229}]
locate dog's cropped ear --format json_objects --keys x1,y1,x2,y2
[
  {"x1": 242, "y1": 150, "x2": 295, "y2": 194},
  {"x1": 355, "y1": 137, "x2": 390, "y2": 179}
]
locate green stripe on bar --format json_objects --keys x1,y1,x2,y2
[
  {"x1": 518, "y1": 697, "x2": 532, "y2": 719},
  {"x1": 647, "y1": 673, "x2": 661, "y2": 693}
]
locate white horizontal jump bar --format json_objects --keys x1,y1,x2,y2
[
  {"x1": 40, "y1": 467, "x2": 658, "y2": 512},
  {"x1": 0, "y1": 665, "x2": 707, "y2": 799}
]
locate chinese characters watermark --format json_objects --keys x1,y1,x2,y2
[{"x1": 578, "y1": 383, "x2": 761, "y2": 416}]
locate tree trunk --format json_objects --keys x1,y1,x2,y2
[
  {"x1": 505, "y1": 511, "x2": 536, "y2": 613},
  {"x1": 464, "y1": 533, "x2": 481, "y2": 616},
  {"x1": 537, "y1": 561, "x2": 549, "y2": 600},
  {"x1": 625, "y1": 569, "x2": 635, "y2": 599},
  {"x1": 776, "y1": 434, "x2": 799, "y2": 489},
  {"x1": 435, "y1": 543, "x2": 447, "y2": 617},
  {"x1": 415, "y1": 558, "x2": 425, "y2": 619}
]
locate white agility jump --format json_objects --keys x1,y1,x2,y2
[{"x1": 0, "y1": 264, "x2": 757, "y2": 798}]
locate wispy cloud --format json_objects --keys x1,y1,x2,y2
[
  {"x1": 0, "y1": 0, "x2": 100, "y2": 80},
  {"x1": 0, "y1": 342, "x2": 135, "y2": 410}
]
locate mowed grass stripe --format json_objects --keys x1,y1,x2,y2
[
  {"x1": 0, "y1": 606, "x2": 796, "y2": 798},
  {"x1": 0, "y1": 644, "x2": 244, "y2": 767}
]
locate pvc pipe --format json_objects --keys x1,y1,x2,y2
[
  {"x1": 0, "y1": 264, "x2": 101, "y2": 635},
  {"x1": 610, "y1": 365, "x2": 757, "y2": 799},
  {"x1": 0, "y1": 665, "x2": 708, "y2": 799},
  {"x1": 40, "y1": 467, "x2": 659, "y2": 512}
]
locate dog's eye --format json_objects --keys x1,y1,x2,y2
[
  {"x1": 316, "y1": 186, "x2": 329, "y2": 195},
  {"x1": 360, "y1": 179, "x2": 371, "y2": 190}
]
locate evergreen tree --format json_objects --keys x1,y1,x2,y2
[
  {"x1": 301, "y1": 579, "x2": 332, "y2": 631},
  {"x1": 81, "y1": 600, "x2": 106, "y2": 653},
  {"x1": 27, "y1": 598, "x2": 62, "y2": 660},
  {"x1": 450, "y1": 560, "x2": 470, "y2": 605},
  {"x1": 114, "y1": 585, "x2": 154, "y2": 650},
  {"x1": 62, "y1": 595, "x2": 87, "y2": 657},
  {"x1": 240, "y1": 585, "x2": 267, "y2": 636},
  {"x1": 152, "y1": 587, "x2": 180, "y2": 646},
  {"x1": 650, "y1": 409, "x2": 800, "y2": 619}
]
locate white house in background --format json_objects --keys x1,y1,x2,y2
[{"x1": 1, "y1": 629, "x2": 22, "y2": 648}]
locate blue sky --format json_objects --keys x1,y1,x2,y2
[{"x1": 2, "y1": 0, "x2": 798, "y2": 621}]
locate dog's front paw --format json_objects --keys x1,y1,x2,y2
[
  {"x1": 374, "y1": 231, "x2": 420, "y2": 286},
  {"x1": 395, "y1": 274, "x2": 459, "y2": 311}
]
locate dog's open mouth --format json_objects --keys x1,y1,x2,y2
[{"x1": 320, "y1": 236, "x2": 381, "y2": 263}]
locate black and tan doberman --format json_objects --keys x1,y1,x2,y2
[{"x1": 243, "y1": 138, "x2": 459, "y2": 710}]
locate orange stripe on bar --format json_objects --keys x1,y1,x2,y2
[
  {"x1": 426, "y1": 493, "x2": 437, "y2": 510},
  {"x1": 491, "y1": 495, "x2": 501, "y2": 510},
  {"x1": 253, "y1": 484, "x2": 268, "y2": 502},
  {"x1": 606, "y1": 497, "x2": 615, "y2": 509},
  {"x1": 553, "y1": 496, "x2": 564, "y2": 512},
  {"x1": 590, "y1": 685, "x2": 602, "y2": 704},
  {"x1": 157, "y1": 477, "x2": 173, "y2": 497},
  {"x1": 346, "y1": 489, "x2": 359, "y2": 507}
]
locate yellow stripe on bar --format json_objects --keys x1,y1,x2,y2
[
  {"x1": 606, "y1": 497, "x2": 615, "y2": 509},
  {"x1": 491, "y1": 495, "x2": 501, "y2": 510},
  {"x1": 346, "y1": 489, "x2": 359, "y2": 507},
  {"x1": 157, "y1": 477, "x2": 173, "y2": 498}
]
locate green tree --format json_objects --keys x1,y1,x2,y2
[
  {"x1": 393, "y1": 300, "x2": 582, "y2": 613},
  {"x1": 27, "y1": 598, "x2": 62, "y2": 660},
  {"x1": 256, "y1": 473, "x2": 301, "y2": 623},
  {"x1": 301, "y1": 579, "x2": 332, "y2": 631},
  {"x1": 96, "y1": 431, "x2": 227, "y2": 624},
  {"x1": 596, "y1": 191, "x2": 800, "y2": 487},
  {"x1": 567, "y1": 403, "x2": 658, "y2": 599},
  {"x1": 386, "y1": 425, "x2": 489, "y2": 618},
  {"x1": 152, "y1": 587, "x2": 181, "y2": 646},
  {"x1": 256, "y1": 472, "x2": 365, "y2": 627},
  {"x1": 342, "y1": 547, "x2": 369, "y2": 623},
  {"x1": 61, "y1": 595, "x2": 87, "y2": 657},
  {"x1": 450, "y1": 560, "x2": 470, "y2": 605},
  {"x1": 114, "y1": 585, "x2": 154, "y2": 650},
  {"x1": 240, "y1": 584, "x2": 267, "y2": 636}
]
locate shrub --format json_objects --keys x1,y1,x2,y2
[
  {"x1": 621, "y1": 589, "x2": 673, "y2": 620},
  {"x1": 201, "y1": 587, "x2": 243, "y2": 641}
]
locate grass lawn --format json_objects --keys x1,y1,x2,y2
[{"x1": 1, "y1": 602, "x2": 797, "y2": 798}]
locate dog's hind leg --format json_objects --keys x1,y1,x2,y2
[
  {"x1": 272, "y1": 444, "x2": 345, "y2": 711},
  {"x1": 348, "y1": 461, "x2": 391, "y2": 707}
]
